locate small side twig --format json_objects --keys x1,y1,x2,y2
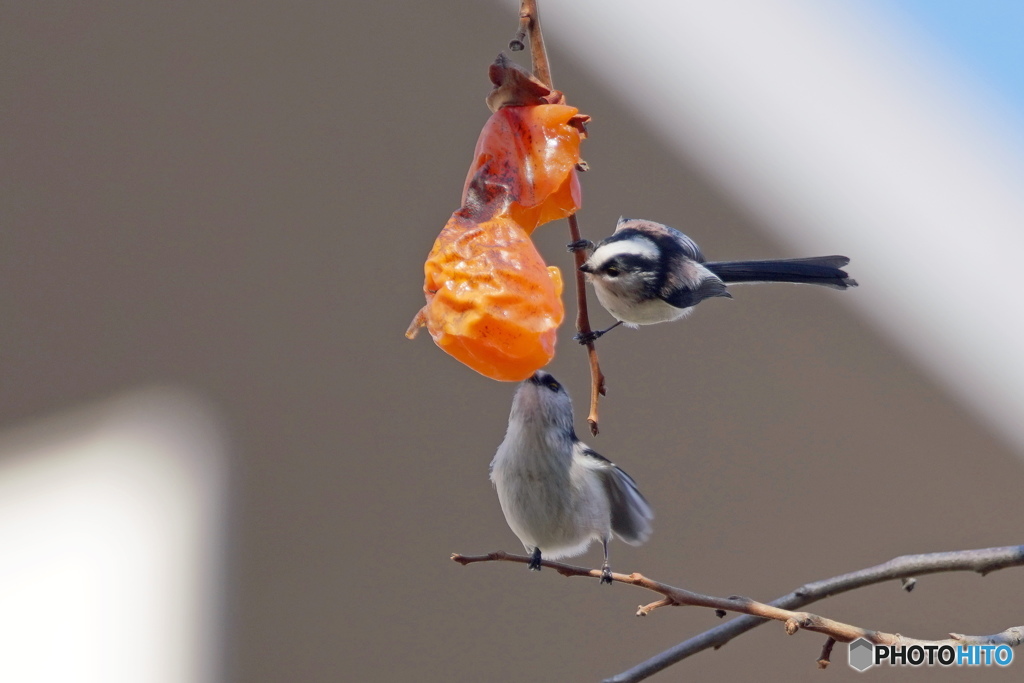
[
  {"x1": 451, "y1": 545, "x2": 1024, "y2": 681},
  {"x1": 509, "y1": 17, "x2": 528, "y2": 52},
  {"x1": 637, "y1": 597, "x2": 674, "y2": 617},
  {"x1": 816, "y1": 636, "x2": 836, "y2": 669}
]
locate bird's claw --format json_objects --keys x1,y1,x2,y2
[
  {"x1": 573, "y1": 329, "x2": 604, "y2": 345},
  {"x1": 567, "y1": 239, "x2": 594, "y2": 253},
  {"x1": 528, "y1": 548, "x2": 542, "y2": 572},
  {"x1": 600, "y1": 566, "x2": 613, "y2": 585}
]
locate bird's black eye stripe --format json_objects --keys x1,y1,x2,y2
[
  {"x1": 600, "y1": 254, "x2": 657, "y2": 277},
  {"x1": 528, "y1": 371, "x2": 562, "y2": 392},
  {"x1": 599, "y1": 257, "x2": 624, "y2": 277}
]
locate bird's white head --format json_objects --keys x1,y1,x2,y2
[{"x1": 580, "y1": 232, "x2": 661, "y2": 303}]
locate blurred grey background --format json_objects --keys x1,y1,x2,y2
[{"x1": 2, "y1": 1, "x2": 1021, "y2": 681}]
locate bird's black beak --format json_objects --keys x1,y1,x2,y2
[{"x1": 579, "y1": 262, "x2": 593, "y2": 274}]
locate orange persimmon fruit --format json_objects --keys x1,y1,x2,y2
[
  {"x1": 406, "y1": 55, "x2": 587, "y2": 381},
  {"x1": 463, "y1": 105, "x2": 583, "y2": 234},
  {"x1": 409, "y1": 213, "x2": 564, "y2": 381}
]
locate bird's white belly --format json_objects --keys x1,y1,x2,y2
[
  {"x1": 595, "y1": 287, "x2": 690, "y2": 326},
  {"x1": 492, "y1": 466, "x2": 608, "y2": 560}
]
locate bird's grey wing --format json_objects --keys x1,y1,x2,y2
[
  {"x1": 581, "y1": 448, "x2": 654, "y2": 545},
  {"x1": 660, "y1": 264, "x2": 732, "y2": 309}
]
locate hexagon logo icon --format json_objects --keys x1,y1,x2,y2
[{"x1": 849, "y1": 638, "x2": 875, "y2": 672}]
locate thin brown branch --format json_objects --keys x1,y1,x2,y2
[
  {"x1": 567, "y1": 214, "x2": 606, "y2": 435},
  {"x1": 450, "y1": 545, "x2": 1024, "y2": 681},
  {"x1": 509, "y1": 1, "x2": 605, "y2": 434},
  {"x1": 515, "y1": 0, "x2": 552, "y2": 89}
]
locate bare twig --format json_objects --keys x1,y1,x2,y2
[
  {"x1": 509, "y1": 16, "x2": 528, "y2": 52},
  {"x1": 947, "y1": 628, "x2": 1024, "y2": 646},
  {"x1": 512, "y1": 1, "x2": 606, "y2": 434},
  {"x1": 567, "y1": 214, "x2": 607, "y2": 434},
  {"x1": 816, "y1": 637, "x2": 836, "y2": 669},
  {"x1": 637, "y1": 597, "x2": 674, "y2": 617},
  {"x1": 515, "y1": 0, "x2": 552, "y2": 89},
  {"x1": 609, "y1": 544, "x2": 1024, "y2": 682},
  {"x1": 451, "y1": 545, "x2": 1024, "y2": 681}
]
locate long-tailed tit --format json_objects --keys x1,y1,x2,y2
[
  {"x1": 575, "y1": 217, "x2": 857, "y2": 340},
  {"x1": 489, "y1": 371, "x2": 653, "y2": 583}
]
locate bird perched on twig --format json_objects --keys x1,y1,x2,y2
[
  {"x1": 573, "y1": 217, "x2": 857, "y2": 341},
  {"x1": 489, "y1": 371, "x2": 653, "y2": 583}
]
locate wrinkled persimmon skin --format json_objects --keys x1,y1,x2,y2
[
  {"x1": 407, "y1": 92, "x2": 585, "y2": 380},
  {"x1": 420, "y1": 214, "x2": 564, "y2": 381},
  {"x1": 463, "y1": 105, "x2": 582, "y2": 233}
]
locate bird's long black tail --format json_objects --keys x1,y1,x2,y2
[{"x1": 706, "y1": 256, "x2": 857, "y2": 290}]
